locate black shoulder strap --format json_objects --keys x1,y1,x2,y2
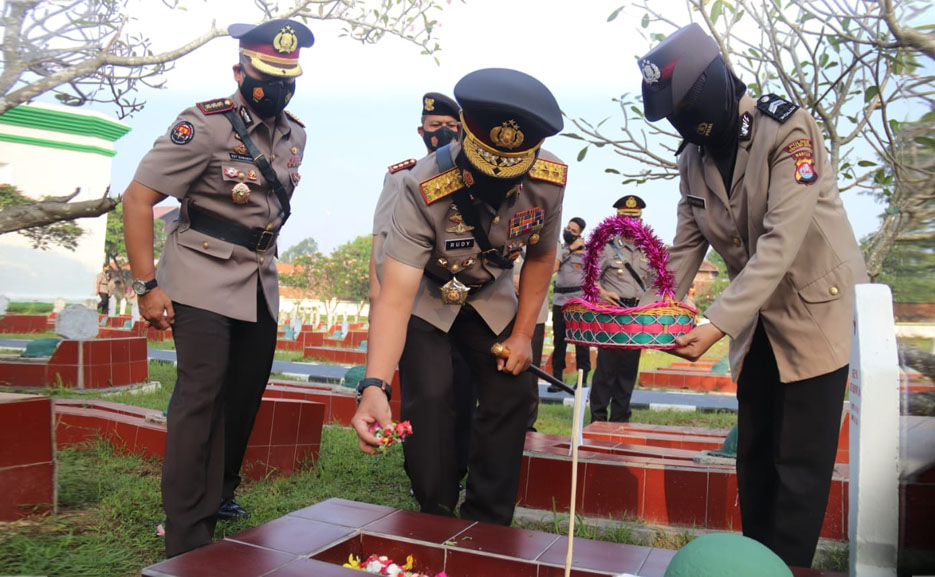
[
  {"x1": 435, "y1": 145, "x2": 513, "y2": 269},
  {"x1": 223, "y1": 110, "x2": 292, "y2": 226},
  {"x1": 610, "y1": 241, "x2": 646, "y2": 292}
]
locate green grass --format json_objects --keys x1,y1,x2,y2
[{"x1": 0, "y1": 331, "x2": 58, "y2": 340}]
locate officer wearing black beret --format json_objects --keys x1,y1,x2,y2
[
  {"x1": 589, "y1": 195, "x2": 652, "y2": 424},
  {"x1": 123, "y1": 18, "x2": 313, "y2": 557},
  {"x1": 353, "y1": 68, "x2": 567, "y2": 526},
  {"x1": 638, "y1": 23, "x2": 867, "y2": 567}
]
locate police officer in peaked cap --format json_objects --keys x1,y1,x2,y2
[
  {"x1": 353, "y1": 68, "x2": 568, "y2": 526},
  {"x1": 123, "y1": 18, "x2": 313, "y2": 557},
  {"x1": 638, "y1": 22, "x2": 867, "y2": 567}
]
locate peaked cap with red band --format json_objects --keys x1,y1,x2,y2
[
  {"x1": 229, "y1": 19, "x2": 314, "y2": 78},
  {"x1": 638, "y1": 23, "x2": 721, "y2": 121}
]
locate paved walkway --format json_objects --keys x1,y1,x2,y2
[{"x1": 1, "y1": 338, "x2": 738, "y2": 411}]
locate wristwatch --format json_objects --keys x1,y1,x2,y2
[
  {"x1": 131, "y1": 278, "x2": 158, "y2": 296},
  {"x1": 356, "y1": 377, "x2": 392, "y2": 403}
]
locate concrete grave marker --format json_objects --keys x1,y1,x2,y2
[
  {"x1": 55, "y1": 304, "x2": 99, "y2": 390},
  {"x1": 848, "y1": 284, "x2": 899, "y2": 577},
  {"x1": 0, "y1": 295, "x2": 8, "y2": 315}
]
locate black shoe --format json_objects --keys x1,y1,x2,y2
[
  {"x1": 217, "y1": 498, "x2": 249, "y2": 522},
  {"x1": 547, "y1": 385, "x2": 563, "y2": 393}
]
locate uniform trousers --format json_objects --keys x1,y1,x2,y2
[
  {"x1": 398, "y1": 306, "x2": 535, "y2": 525},
  {"x1": 162, "y1": 287, "x2": 277, "y2": 557},
  {"x1": 736, "y1": 321, "x2": 847, "y2": 568},
  {"x1": 550, "y1": 304, "x2": 591, "y2": 382},
  {"x1": 589, "y1": 347, "x2": 641, "y2": 423}
]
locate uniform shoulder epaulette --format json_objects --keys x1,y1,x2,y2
[
  {"x1": 388, "y1": 158, "x2": 418, "y2": 174},
  {"x1": 527, "y1": 158, "x2": 568, "y2": 186},
  {"x1": 284, "y1": 110, "x2": 305, "y2": 127},
  {"x1": 196, "y1": 98, "x2": 235, "y2": 115},
  {"x1": 756, "y1": 94, "x2": 799, "y2": 124},
  {"x1": 419, "y1": 167, "x2": 465, "y2": 205}
]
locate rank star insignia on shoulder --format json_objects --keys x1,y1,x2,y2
[
  {"x1": 756, "y1": 94, "x2": 799, "y2": 124},
  {"x1": 387, "y1": 158, "x2": 418, "y2": 174},
  {"x1": 196, "y1": 98, "x2": 235, "y2": 115},
  {"x1": 527, "y1": 158, "x2": 568, "y2": 186},
  {"x1": 284, "y1": 110, "x2": 304, "y2": 127},
  {"x1": 419, "y1": 167, "x2": 465, "y2": 205}
]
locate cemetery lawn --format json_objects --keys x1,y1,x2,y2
[{"x1": 0, "y1": 356, "x2": 745, "y2": 577}]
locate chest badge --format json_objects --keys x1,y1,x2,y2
[
  {"x1": 440, "y1": 277, "x2": 470, "y2": 305},
  {"x1": 446, "y1": 209, "x2": 474, "y2": 233},
  {"x1": 223, "y1": 166, "x2": 241, "y2": 179},
  {"x1": 231, "y1": 182, "x2": 251, "y2": 204},
  {"x1": 233, "y1": 144, "x2": 249, "y2": 156}
]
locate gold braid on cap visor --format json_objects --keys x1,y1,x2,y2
[
  {"x1": 240, "y1": 48, "x2": 302, "y2": 77},
  {"x1": 460, "y1": 111, "x2": 543, "y2": 179}
]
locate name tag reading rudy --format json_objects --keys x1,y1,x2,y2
[{"x1": 445, "y1": 238, "x2": 475, "y2": 251}]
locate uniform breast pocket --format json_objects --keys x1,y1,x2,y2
[
  {"x1": 177, "y1": 227, "x2": 234, "y2": 260},
  {"x1": 797, "y1": 261, "x2": 854, "y2": 304}
]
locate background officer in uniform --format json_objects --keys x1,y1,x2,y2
[
  {"x1": 370, "y1": 92, "x2": 475, "y2": 489},
  {"x1": 589, "y1": 196, "x2": 651, "y2": 423},
  {"x1": 551, "y1": 216, "x2": 589, "y2": 390},
  {"x1": 352, "y1": 68, "x2": 567, "y2": 526},
  {"x1": 638, "y1": 23, "x2": 868, "y2": 567},
  {"x1": 122, "y1": 19, "x2": 313, "y2": 557}
]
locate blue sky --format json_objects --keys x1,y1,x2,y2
[{"x1": 98, "y1": 0, "x2": 889, "y2": 255}]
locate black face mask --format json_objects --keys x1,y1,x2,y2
[
  {"x1": 563, "y1": 230, "x2": 578, "y2": 245},
  {"x1": 667, "y1": 57, "x2": 745, "y2": 149},
  {"x1": 239, "y1": 74, "x2": 295, "y2": 118},
  {"x1": 422, "y1": 127, "x2": 458, "y2": 151}
]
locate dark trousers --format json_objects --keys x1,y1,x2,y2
[
  {"x1": 551, "y1": 305, "x2": 591, "y2": 382},
  {"x1": 398, "y1": 308, "x2": 535, "y2": 525},
  {"x1": 589, "y1": 347, "x2": 641, "y2": 423},
  {"x1": 162, "y1": 289, "x2": 277, "y2": 557},
  {"x1": 98, "y1": 292, "x2": 109, "y2": 315},
  {"x1": 527, "y1": 322, "x2": 546, "y2": 430},
  {"x1": 736, "y1": 321, "x2": 847, "y2": 568}
]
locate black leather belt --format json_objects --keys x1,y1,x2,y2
[
  {"x1": 554, "y1": 285, "x2": 582, "y2": 294},
  {"x1": 187, "y1": 204, "x2": 278, "y2": 253},
  {"x1": 618, "y1": 297, "x2": 640, "y2": 307}
]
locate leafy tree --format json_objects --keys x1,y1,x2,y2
[
  {"x1": 280, "y1": 237, "x2": 319, "y2": 263},
  {"x1": 329, "y1": 235, "x2": 372, "y2": 318},
  {"x1": 0, "y1": 183, "x2": 85, "y2": 250},
  {"x1": 568, "y1": 0, "x2": 935, "y2": 278},
  {"x1": 103, "y1": 202, "x2": 166, "y2": 287},
  {"x1": 0, "y1": 0, "x2": 455, "y2": 238}
]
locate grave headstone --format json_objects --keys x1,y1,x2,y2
[
  {"x1": 55, "y1": 304, "x2": 99, "y2": 390},
  {"x1": 848, "y1": 284, "x2": 899, "y2": 577},
  {"x1": 0, "y1": 295, "x2": 8, "y2": 315},
  {"x1": 52, "y1": 298, "x2": 66, "y2": 314}
]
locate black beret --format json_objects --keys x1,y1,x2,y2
[
  {"x1": 454, "y1": 68, "x2": 563, "y2": 178},
  {"x1": 638, "y1": 23, "x2": 721, "y2": 122},
  {"x1": 614, "y1": 195, "x2": 646, "y2": 215},
  {"x1": 422, "y1": 92, "x2": 459, "y2": 118},
  {"x1": 229, "y1": 19, "x2": 314, "y2": 78}
]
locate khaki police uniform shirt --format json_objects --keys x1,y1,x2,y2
[
  {"x1": 372, "y1": 162, "x2": 418, "y2": 280},
  {"x1": 598, "y1": 237, "x2": 652, "y2": 302},
  {"x1": 383, "y1": 143, "x2": 566, "y2": 335},
  {"x1": 134, "y1": 91, "x2": 306, "y2": 322},
  {"x1": 665, "y1": 94, "x2": 868, "y2": 383},
  {"x1": 552, "y1": 244, "x2": 587, "y2": 308}
]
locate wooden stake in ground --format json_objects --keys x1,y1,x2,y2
[{"x1": 565, "y1": 369, "x2": 585, "y2": 577}]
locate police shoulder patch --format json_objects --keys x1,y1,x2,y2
[
  {"x1": 196, "y1": 98, "x2": 235, "y2": 115},
  {"x1": 284, "y1": 110, "x2": 305, "y2": 127},
  {"x1": 419, "y1": 167, "x2": 465, "y2": 205},
  {"x1": 527, "y1": 158, "x2": 568, "y2": 186},
  {"x1": 756, "y1": 94, "x2": 799, "y2": 124},
  {"x1": 388, "y1": 158, "x2": 418, "y2": 174}
]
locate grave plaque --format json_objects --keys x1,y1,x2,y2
[{"x1": 55, "y1": 304, "x2": 99, "y2": 340}]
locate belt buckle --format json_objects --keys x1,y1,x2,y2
[{"x1": 256, "y1": 230, "x2": 275, "y2": 253}]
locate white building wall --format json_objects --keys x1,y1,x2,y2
[{"x1": 0, "y1": 102, "x2": 129, "y2": 303}]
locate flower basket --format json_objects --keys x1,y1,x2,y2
[{"x1": 561, "y1": 214, "x2": 697, "y2": 350}]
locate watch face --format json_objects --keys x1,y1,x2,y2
[{"x1": 132, "y1": 280, "x2": 147, "y2": 295}]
